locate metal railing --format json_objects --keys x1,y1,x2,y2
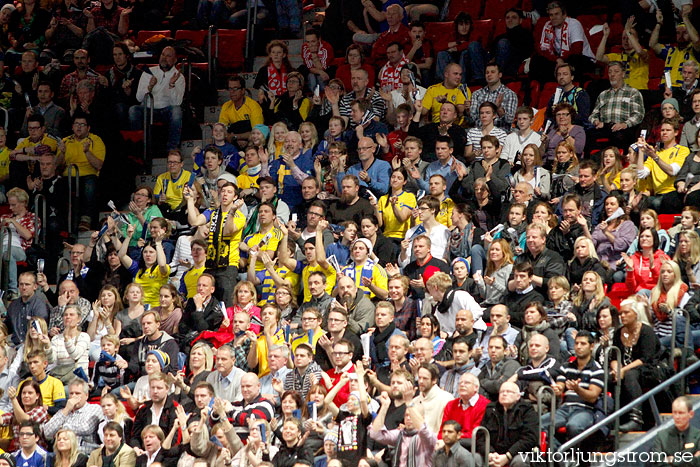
[
  {"x1": 0, "y1": 107, "x2": 9, "y2": 130},
  {"x1": 33, "y1": 194, "x2": 46, "y2": 248},
  {"x1": 67, "y1": 164, "x2": 80, "y2": 235},
  {"x1": 0, "y1": 226, "x2": 10, "y2": 292},
  {"x1": 471, "y1": 425, "x2": 490, "y2": 464},
  {"x1": 143, "y1": 93, "x2": 155, "y2": 168},
  {"x1": 56, "y1": 256, "x2": 71, "y2": 285},
  {"x1": 670, "y1": 309, "x2": 692, "y2": 391},
  {"x1": 537, "y1": 385, "x2": 557, "y2": 467},
  {"x1": 207, "y1": 25, "x2": 215, "y2": 85},
  {"x1": 602, "y1": 346, "x2": 622, "y2": 450},
  {"x1": 558, "y1": 358, "x2": 700, "y2": 459}
]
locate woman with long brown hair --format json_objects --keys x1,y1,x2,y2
[{"x1": 549, "y1": 140, "x2": 579, "y2": 205}]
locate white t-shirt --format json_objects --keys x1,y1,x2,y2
[{"x1": 501, "y1": 130, "x2": 542, "y2": 164}]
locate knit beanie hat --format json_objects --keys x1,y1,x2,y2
[
  {"x1": 662, "y1": 97, "x2": 680, "y2": 113},
  {"x1": 147, "y1": 350, "x2": 170, "y2": 370},
  {"x1": 0, "y1": 453, "x2": 16, "y2": 467},
  {"x1": 253, "y1": 124, "x2": 270, "y2": 141}
]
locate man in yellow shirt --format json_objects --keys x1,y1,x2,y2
[
  {"x1": 596, "y1": 20, "x2": 649, "y2": 90},
  {"x1": 9, "y1": 114, "x2": 58, "y2": 191},
  {"x1": 56, "y1": 115, "x2": 105, "y2": 231},
  {"x1": 421, "y1": 63, "x2": 470, "y2": 123},
  {"x1": 428, "y1": 174, "x2": 454, "y2": 228},
  {"x1": 154, "y1": 149, "x2": 195, "y2": 220},
  {"x1": 651, "y1": 8, "x2": 700, "y2": 89},
  {"x1": 219, "y1": 75, "x2": 264, "y2": 147},
  {"x1": 241, "y1": 202, "x2": 284, "y2": 271},
  {"x1": 636, "y1": 119, "x2": 689, "y2": 213}
]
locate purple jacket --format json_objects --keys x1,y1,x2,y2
[
  {"x1": 369, "y1": 423, "x2": 437, "y2": 467},
  {"x1": 592, "y1": 220, "x2": 637, "y2": 264}
]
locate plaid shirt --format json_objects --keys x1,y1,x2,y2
[
  {"x1": 59, "y1": 71, "x2": 102, "y2": 100},
  {"x1": 589, "y1": 84, "x2": 644, "y2": 128},
  {"x1": 233, "y1": 337, "x2": 253, "y2": 372},
  {"x1": 339, "y1": 89, "x2": 387, "y2": 126},
  {"x1": 1, "y1": 405, "x2": 49, "y2": 451},
  {"x1": 393, "y1": 297, "x2": 419, "y2": 341},
  {"x1": 42, "y1": 402, "x2": 104, "y2": 454},
  {"x1": 469, "y1": 84, "x2": 518, "y2": 130}
]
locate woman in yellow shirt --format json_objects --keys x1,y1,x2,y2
[
  {"x1": 597, "y1": 146, "x2": 624, "y2": 192},
  {"x1": 373, "y1": 168, "x2": 416, "y2": 240}
]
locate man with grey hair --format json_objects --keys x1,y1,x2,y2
[
  {"x1": 588, "y1": 60, "x2": 645, "y2": 152},
  {"x1": 42, "y1": 377, "x2": 104, "y2": 454},
  {"x1": 337, "y1": 135, "x2": 391, "y2": 197},
  {"x1": 260, "y1": 345, "x2": 292, "y2": 404},
  {"x1": 206, "y1": 345, "x2": 246, "y2": 402},
  {"x1": 439, "y1": 372, "x2": 489, "y2": 449},
  {"x1": 653, "y1": 396, "x2": 700, "y2": 464},
  {"x1": 337, "y1": 68, "x2": 387, "y2": 125},
  {"x1": 260, "y1": 131, "x2": 314, "y2": 211},
  {"x1": 666, "y1": 60, "x2": 700, "y2": 121}
]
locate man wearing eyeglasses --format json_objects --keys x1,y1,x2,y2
[
  {"x1": 337, "y1": 135, "x2": 391, "y2": 197},
  {"x1": 10, "y1": 113, "x2": 58, "y2": 192},
  {"x1": 14, "y1": 422, "x2": 48, "y2": 467},
  {"x1": 315, "y1": 310, "x2": 363, "y2": 372},
  {"x1": 219, "y1": 75, "x2": 263, "y2": 147},
  {"x1": 322, "y1": 339, "x2": 357, "y2": 407}
]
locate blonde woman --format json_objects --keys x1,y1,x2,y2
[
  {"x1": 674, "y1": 230, "x2": 700, "y2": 286},
  {"x1": 567, "y1": 236, "x2": 609, "y2": 287},
  {"x1": 546, "y1": 276, "x2": 576, "y2": 344},
  {"x1": 87, "y1": 285, "x2": 122, "y2": 362},
  {"x1": 52, "y1": 428, "x2": 88, "y2": 467},
  {"x1": 616, "y1": 166, "x2": 646, "y2": 221},
  {"x1": 572, "y1": 271, "x2": 610, "y2": 334},
  {"x1": 549, "y1": 141, "x2": 579, "y2": 205},
  {"x1": 299, "y1": 121, "x2": 319, "y2": 153},
  {"x1": 9, "y1": 317, "x2": 53, "y2": 378},
  {"x1": 173, "y1": 341, "x2": 214, "y2": 398},
  {"x1": 512, "y1": 144, "x2": 551, "y2": 201},
  {"x1": 237, "y1": 419, "x2": 277, "y2": 466},
  {"x1": 597, "y1": 146, "x2": 624, "y2": 192},
  {"x1": 0, "y1": 187, "x2": 37, "y2": 298},
  {"x1": 267, "y1": 121, "x2": 289, "y2": 160},
  {"x1": 473, "y1": 238, "x2": 514, "y2": 306},
  {"x1": 651, "y1": 260, "x2": 689, "y2": 340}
]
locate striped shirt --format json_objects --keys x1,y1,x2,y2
[
  {"x1": 556, "y1": 358, "x2": 604, "y2": 409},
  {"x1": 284, "y1": 361, "x2": 323, "y2": 400},
  {"x1": 339, "y1": 89, "x2": 387, "y2": 126}
]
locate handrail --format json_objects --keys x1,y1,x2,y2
[
  {"x1": 143, "y1": 92, "x2": 155, "y2": 168},
  {"x1": 602, "y1": 346, "x2": 622, "y2": 450},
  {"x1": 33, "y1": 193, "x2": 46, "y2": 247},
  {"x1": 471, "y1": 425, "x2": 490, "y2": 464},
  {"x1": 670, "y1": 308, "x2": 691, "y2": 391},
  {"x1": 56, "y1": 256, "x2": 71, "y2": 285},
  {"x1": 558, "y1": 358, "x2": 700, "y2": 455},
  {"x1": 0, "y1": 226, "x2": 10, "y2": 292},
  {"x1": 67, "y1": 164, "x2": 80, "y2": 235},
  {"x1": 207, "y1": 25, "x2": 215, "y2": 84},
  {"x1": 0, "y1": 107, "x2": 9, "y2": 129},
  {"x1": 537, "y1": 385, "x2": 556, "y2": 467}
]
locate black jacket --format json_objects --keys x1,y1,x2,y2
[
  {"x1": 567, "y1": 256, "x2": 609, "y2": 286},
  {"x1": 503, "y1": 288, "x2": 546, "y2": 328},
  {"x1": 179, "y1": 297, "x2": 224, "y2": 346},
  {"x1": 512, "y1": 248, "x2": 566, "y2": 297},
  {"x1": 458, "y1": 158, "x2": 512, "y2": 203},
  {"x1": 129, "y1": 397, "x2": 179, "y2": 449},
  {"x1": 477, "y1": 399, "x2": 538, "y2": 458},
  {"x1": 546, "y1": 222, "x2": 586, "y2": 263},
  {"x1": 268, "y1": 442, "x2": 314, "y2": 467}
]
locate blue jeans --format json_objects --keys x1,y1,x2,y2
[
  {"x1": 659, "y1": 314, "x2": 700, "y2": 348},
  {"x1": 276, "y1": 0, "x2": 300, "y2": 33},
  {"x1": 435, "y1": 41, "x2": 486, "y2": 83},
  {"x1": 79, "y1": 175, "x2": 98, "y2": 225},
  {"x1": 541, "y1": 405, "x2": 596, "y2": 449},
  {"x1": 129, "y1": 104, "x2": 183, "y2": 150},
  {"x1": 7, "y1": 246, "x2": 26, "y2": 293},
  {"x1": 470, "y1": 244, "x2": 486, "y2": 275}
]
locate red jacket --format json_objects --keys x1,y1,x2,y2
[
  {"x1": 371, "y1": 24, "x2": 411, "y2": 64},
  {"x1": 322, "y1": 364, "x2": 356, "y2": 407},
  {"x1": 438, "y1": 394, "x2": 490, "y2": 439},
  {"x1": 625, "y1": 250, "x2": 671, "y2": 292}
]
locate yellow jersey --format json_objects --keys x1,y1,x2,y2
[
  {"x1": 660, "y1": 44, "x2": 699, "y2": 88},
  {"x1": 204, "y1": 208, "x2": 247, "y2": 270},
  {"x1": 134, "y1": 264, "x2": 171, "y2": 307},
  {"x1": 302, "y1": 263, "x2": 337, "y2": 302},
  {"x1": 643, "y1": 144, "x2": 689, "y2": 195},
  {"x1": 422, "y1": 83, "x2": 470, "y2": 123},
  {"x1": 61, "y1": 133, "x2": 106, "y2": 177},
  {"x1": 256, "y1": 327, "x2": 287, "y2": 377},
  {"x1": 244, "y1": 228, "x2": 283, "y2": 270},
  {"x1": 29, "y1": 375, "x2": 66, "y2": 407},
  {"x1": 606, "y1": 50, "x2": 649, "y2": 90},
  {"x1": 154, "y1": 169, "x2": 196, "y2": 210},
  {"x1": 341, "y1": 260, "x2": 388, "y2": 298},
  {"x1": 219, "y1": 97, "x2": 264, "y2": 128},
  {"x1": 378, "y1": 191, "x2": 417, "y2": 238}
]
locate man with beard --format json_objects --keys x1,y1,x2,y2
[
  {"x1": 129, "y1": 46, "x2": 185, "y2": 150},
  {"x1": 334, "y1": 276, "x2": 376, "y2": 335},
  {"x1": 296, "y1": 271, "x2": 334, "y2": 328},
  {"x1": 440, "y1": 336, "x2": 479, "y2": 397},
  {"x1": 338, "y1": 68, "x2": 386, "y2": 126},
  {"x1": 439, "y1": 373, "x2": 489, "y2": 449},
  {"x1": 327, "y1": 175, "x2": 375, "y2": 226},
  {"x1": 412, "y1": 363, "x2": 453, "y2": 434},
  {"x1": 58, "y1": 49, "x2": 107, "y2": 100},
  {"x1": 315, "y1": 310, "x2": 363, "y2": 371},
  {"x1": 444, "y1": 309, "x2": 479, "y2": 356},
  {"x1": 129, "y1": 373, "x2": 180, "y2": 449}
]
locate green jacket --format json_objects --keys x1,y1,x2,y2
[{"x1": 653, "y1": 424, "x2": 700, "y2": 467}]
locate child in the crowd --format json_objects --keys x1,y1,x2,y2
[
  {"x1": 119, "y1": 350, "x2": 172, "y2": 411},
  {"x1": 668, "y1": 206, "x2": 700, "y2": 256},
  {"x1": 90, "y1": 334, "x2": 127, "y2": 398}
]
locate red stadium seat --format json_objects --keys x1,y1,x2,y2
[
  {"x1": 529, "y1": 80, "x2": 540, "y2": 107},
  {"x1": 484, "y1": 0, "x2": 521, "y2": 19},
  {"x1": 649, "y1": 54, "x2": 665, "y2": 79},
  {"x1": 658, "y1": 214, "x2": 679, "y2": 231},
  {"x1": 537, "y1": 81, "x2": 558, "y2": 108},
  {"x1": 506, "y1": 81, "x2": 524, "y2": 105},
  {"x1": 175, "y1": 29, "x2": 210, "y2": 49},
  {"x1": 446, "y1": 0, "x2": 483, "y2": 21},
  {"x1": 136, "y1": 30, "x2": 171, "y2": 46},
  {"x1": 471, "y1": 19, "x2": 494, "y2": 48},
  {"x1": 216, "y1": 29, "x2": 247, "y2": 71},
  {"x1": 425, "y1": 22, "x2": 453, "y2": 53}
]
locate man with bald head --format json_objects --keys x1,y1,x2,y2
[
  {"x1": 217, "y1": 372, "x2": 274, "y2": 439},
  {"x1": 476, "y1": 381, "x2": 538, "y2": 467},
  {"x1": 444, "y1": 309, "x2": 478, "y2": 358},
  {"x1": 411, "y1": 337, "x2": 446, "y2": 379},
  {"x1": 130, "y1": 46, "x2": 185, "y2": 150},
  {"x1": 504, "y1": 182, "x2": 536, "y2": 223},
  {"x1": 336, "y1": 135, "x2": 391, "y2": 198},
  {"x1": 261, "y1": 131, "x2": 314, "y2": 211},
  {"x1": 440, "y1": 373, "x2": 489, "y2": 448},
  {"x1": 510, "y1": 333, "x2": 562, "y2": 403},
  {"x1": 335, "y1": 275, "x2": 376, "y2": 335},
  {"x1": 474, "y1": 305, "x2": 519, "y2": 365},
  {"x1": 46, "y1": 279, "x2": 92, "y2": 336}
]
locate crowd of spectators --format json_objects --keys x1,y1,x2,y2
[{"x1": 0, "y1": 0, "x2": 700, "y2": 465}]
